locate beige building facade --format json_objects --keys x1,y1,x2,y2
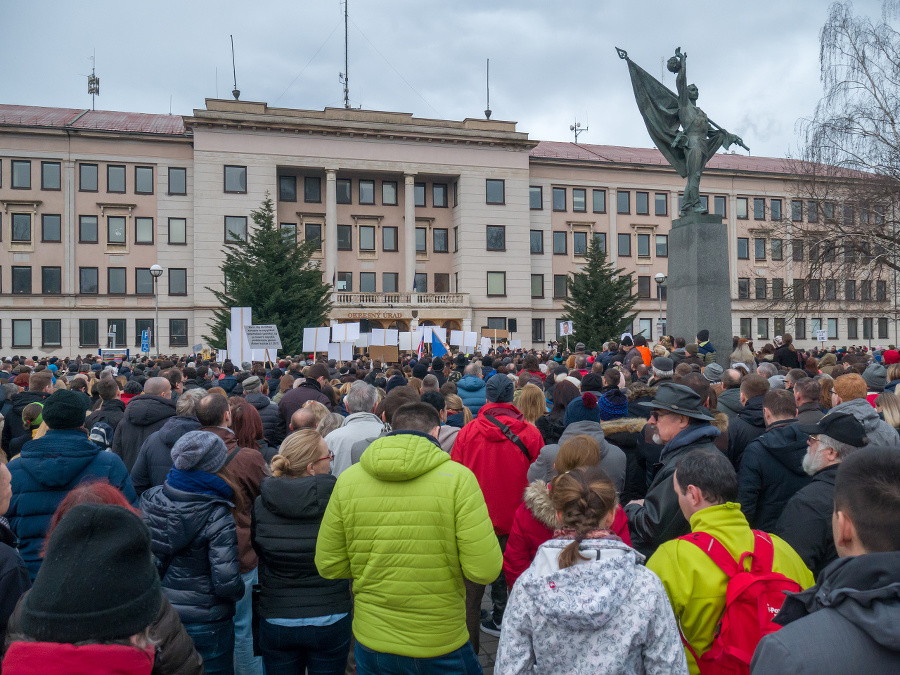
[{"x1": 1, "y1": 100, "x2": 896, "y2": 356}]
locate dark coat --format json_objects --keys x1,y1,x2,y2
[
  {"x1": 534, "y1": 414, "x2": 565, "y2": 446},
  {"x1": 244, "y1": 392, "x2": 286, "y2": 448},
  {"x1": 716, "y1": 387, "x2": 742, "y2": 420},
  {"x1": 112, "y1": 395, "x2": 177, "y2": 473},
  {"x1": 218, "y1": 375, "x2": 238, "y2": 395},
  {"x1": 1, "y1": 391, "x2": 51, "y2": 458},
  {"x1": 7, "y1": 429, "x2": 137, "y2": 579},
  {"x1": 278, "y1": 380, "x2": 333, "y2": 422},
  {"x1": 181, "y1": 378, "x2": 205, "y2": 392},
  {"x1": 796, "y1": 401, "x2": 825, "y2": 426},
  {"x1": 775, "y1": 464, "x2": 838, "y2": 579},
  {"x1": 737, "y1": 419, "x2": 812, "y2": 531},
  {"x1": 130, "y1": 416, "x2": 203, "y2": 498},
  {"x1": 773, "y1": 345, "x2": 803, "y2": 369},
  {"x1": 251, "y1": 474, "x2": 352, "y2": 619},
  {"x1": 84, "y1": 399, "x2": 127, "y2": 434},
  {"x1": 727, "y1": 395, "x2": 767, "y2": 469},
  {"x1": 0, "y1": 520, "x2": 30, "y2": 647},
  {"x1": 141, "y1": 482, "x2": 244, "y2": 624},
  {"x1": 751, "y1": 552, "x2": 900, "y2": 674},
  {"x1": 600, "y1": 417, "x2": 651, "y2": 503}
]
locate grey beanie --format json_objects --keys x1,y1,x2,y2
[
  {"x1": 863, "y1": 362, "x2": 887, "y2": 391},
  {"x1": 241, "y1": 361, "x2": 252, "y2": 371},
  {"x1": 171, "y1": 430, "x2": 228, "y2": 472},
  {"x1": 242, "y1": 375, "x2": 262, "y2": 393},
  {"x1": 703, "y1": 362, "x2": 724, "y2": 383},
  {"x1": 485, "y1": 373, "x2": 514, "y2": 403}
]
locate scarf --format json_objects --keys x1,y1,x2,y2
[{"x1": 166, "y1": 467, "x2": 233, "y2": 499}]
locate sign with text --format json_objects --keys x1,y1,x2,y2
[
  {"x1": 816, "y1": 330, "x2": 828, "y2": 343},
  {"x1": 559, "y1": 321, "x2": 574, "y2": 336},
  {"x1": 141, "y1": 330, "x2": 150, "y2": 353},
  {"x1": 244, "y1": 325, "x2": 282, "y2": 350}
]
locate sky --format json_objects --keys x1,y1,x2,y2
[{"x1": 1, "y1": 0, "x2": 889, "y2": 159}]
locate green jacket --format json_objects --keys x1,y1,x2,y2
[{"x1": 315, "y1": 431, "x2": 502, "y2": 658}]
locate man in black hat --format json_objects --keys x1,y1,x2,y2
[
  {"x1": 625, "y1": 382, "x2": 720, "y2": 556},
  {"x1": 775, "y1": 411, "x2": 868, "y2": 578}
]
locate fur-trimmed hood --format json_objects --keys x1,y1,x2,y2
[
  {"x1": 523, "y1": 479, "x2": 557, "y2": 529},
  {"x1": 626, "y1": 383, "x2": 657, "y2": 401},
  {"x1": 600, "y1": 417, "x2": 647, "y2": 436},
  {"x1": 710, "y1": 409, "x2": 729, "y2": 434}
]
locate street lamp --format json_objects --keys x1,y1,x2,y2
[
  {"x1": 150, "y1": 264, "x2": 164, "y2": 359},
  {"x1": 655, "y1": 273, "x2": 667, "y2": 340}
]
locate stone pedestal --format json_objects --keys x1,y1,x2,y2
[{"x1": 667, "y1": 213, "x2": 731, "y2": 367}]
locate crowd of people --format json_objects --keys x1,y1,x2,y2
[{"x1": 0, "y1": 331, "x2": 898, "y2": 673}]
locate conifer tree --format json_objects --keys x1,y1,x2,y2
[
  {"x1": 561, "y1": 239, "x2": 638, "y2": 349},
  {"x1": 204, "y1": 193, "x2": 332, "y2": 355}
]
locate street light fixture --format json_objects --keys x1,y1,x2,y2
[
  {"x1": 655, "y1": 273, "x2": 667, "y2": 340},
  {"x1": 150, "y1": 264, "x2": 164, "y2": 359}
]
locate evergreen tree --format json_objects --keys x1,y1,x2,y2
[
  {"x1": 561, "y1": 239, "x2": 638, "y2": 349},
  {"x1": 204, "y1": 193, "x2": 332, "y2": 355}
]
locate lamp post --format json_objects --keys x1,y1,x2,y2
[
  {"x1": 655, "y1": 273, "x2": 667, "y2": 340},
  {"x1": 150, "y1": 264, "x2": 163, "y2": 359}
]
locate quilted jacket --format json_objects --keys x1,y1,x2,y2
[{"x1": 316, "y1": 430, "x2": 501, "y2": 658}]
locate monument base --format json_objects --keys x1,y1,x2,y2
[{"x1": 667, "y1": 213, "x2": 731, "y2": 367}]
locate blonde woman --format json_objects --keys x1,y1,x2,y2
[
  {"x1": 517, "y1": 384, "x2": 547, "y2": 425},
  {"x1": 444, "y1": 394, "x2": 472, "y2": 427},
  {"x1": 301, "y1": 400, "x2": 330, "y2": 427},
  {"x1": 251, "y1": 430, "x2": 352, "y2": 674},
  {"x1": 875, "y1": 391, "x2": 900, "y2": 430}
]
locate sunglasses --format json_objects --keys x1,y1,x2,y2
[{"x1": 649, "y1": 410, "x2": 676, "y2": 421}]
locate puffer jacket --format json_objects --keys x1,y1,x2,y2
[
  {"x1": 316, "y1": 431, "x2": 502, "y2": 659},
  {"x1": 244, "y1": 392, "x2": 285, "y2": 448},
  {"x1": 526, "y1": 421, "x2": 627, "y2": 494},
  {"x1": 737, "y1": 419, "x2": 812, "y2": 531},
  {"x1": 1, "y1": 391, "x2": 51, "y2": 458},
  {"x1": 112, "y1": 395, "x2": 177, "y2": 473},
  {"x1": 727, "y1": 394, "x2": 767, "y2": 469},
  {"x1": 496, "y1": 537, "x2": 687, "y2": 675},
  {"x1": 456, "y1": 375, "x2": 487, "y2": 416},
  {"x1": 130, "y1": 416, "x2": 202, "y2": 497},
  {"x1": 251, "y1": 474, "x2": 351, "y2": 619},
  {"x1": 830, "y1": 397, "x2": 900, "y2": 447},
  {"x1": 601, "y1": 417, "x2": 652, "y2": 502},
  {"x1": 7, "y1": 429, "x2": 137, "y2": 580},
  {"x1": 141, "y1": 481, "x2": 244, "y2": 624}
]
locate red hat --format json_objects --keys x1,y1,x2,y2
[{"x1": 884, "y1": 350, "x2": 900, "y2": 365}]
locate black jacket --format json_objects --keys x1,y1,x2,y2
[
  {"x1": 84, "y1": 399, "x2": 127, "y2": 434},
  {"x1": 244, "y1": 393, "x2": 286, "y2": 448},
  {"x1": 112, "y1": 395, "x2": 177, "y2": 473},
  {"x1": 796, "y1": 401, "x2": 825, "y2": 426},
  {"x1": 737, "y1": 419, "x2": 812, "y2": 531},
  {"x1": 182, "y1": 378, "x2": 205, "y2": 392},
  {"x1": 251, "y1": 474, "x2": 352, "y2": 619},
  {"x1": 600, "y1": 417, "x2": 652, "y2": 503},
  {"x1": 130, "y1": 416, "x2": 203, "y2": 497},
  {"x1": 141, "y1": 482, "x2": 244, "y2": 624},
  {"x1": 0, "y1": 519, "x2": 30, "y2": 646},
  {"x1": 751, "y1": 552, "x2": 900, "y2": 674},
  {"x1": 1, "y1": 391, "x2": 51, "y2": 458},
  {"x1": 773, "y1": 345, "x2": 803, "y2": 370},
  {"x1": 727, "y1": 395, "x2": 767, "y2": 469},
  {"x1": 775, "y1": 464, "x2": 838, "y2": 579}
]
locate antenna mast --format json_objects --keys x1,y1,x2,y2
[
  {"x1": 484, "y1": 58, "x2": 491, "y2": 119},
  {"x1": 87, "y1": 50, "x2": 100, "y2": 111},
  {"x1": 340, "y1": 0, "x2": 350, "y2": 108},
  {"x1": 230, "y1": 35, "x2": 240, "y2": 100},
  {"x1": 570, "y1": 119, "x2": 588, "y2": 143}
]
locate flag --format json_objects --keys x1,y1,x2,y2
[
  {"x1": 417, "y1": 332, "x2": 425, "y2": 359},
  {"x1": 431, "y1": 331, "x2": 448, "y2": 357}
]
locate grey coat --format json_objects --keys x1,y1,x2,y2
[
  {"x1": 527, "y1": 421, "x2": 627, "y2": 494},
  {"x1": 830, "y1": 397, "x2": 900, "y2": 448},
  {"x1": 717, "y1": 388, "x2": 742, "y2": 420}
]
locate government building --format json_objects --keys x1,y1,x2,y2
[{"x1": 0, "y1": 99, "x2": 895, "y2": 356}]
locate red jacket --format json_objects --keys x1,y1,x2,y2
[
  {"x1": 504, "y1": 480, "x2": 632, "y2": 589},
  {"x1": 451, "y1": 402, "x2": 543, "y2": 536},
  {"x1": 4, "y1": 641, "x2": 154, "y2": 674}
]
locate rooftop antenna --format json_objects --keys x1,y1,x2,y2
[
  {"x1": 570, "y1": 118, "x2": 588, "y2": 143},
  {"x1": 230, "y1": 35, "x2": 240, "y2": 100},
  {"x1": 484, "y1": 58, "x2": 492, "y2": 119},
  {"x1": 339, "y1": 0, "x2": 350, "y2": 108},
  {"x1": 87, "y1": 50, "x2": 100, "y2": 111}
]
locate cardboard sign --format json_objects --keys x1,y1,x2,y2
[
  {"x1": 399, "y1": 332, "x2": 412, "y2": 350},
  {"x1": 302, "y1": 327, "x2": 330, "y2": 352},
  {"x1": 370, "y1": 329, "x2": 386, "y2": 347},
  {"x1": 331, "y1": 324, "x2": 347, "y2": 343},
  {"x1": 369, "y1": 345, "x2": 400, "y2": 364},
  {"x1": 463, "y1": 331, "x2": 478, "y2": 351},
  {"x1": 450, "y1": 330, "x2": 464, "y2": 347},
  {"x1": 244, "y1": 325, "x2": 283, "y2": 350},
  {"x1": 385, "y1": 329, "x2": 399, "y2": 346}
]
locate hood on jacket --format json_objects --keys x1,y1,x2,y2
[
  {"x1": 659, "y1": 424, "x2": 720, "y2": 464},
  {"x1": 710, "y1": 410, "x2": 729, "y2": 434},
  {"x1": 557, "y1": 421, "x2": 611, "y2": 460},
  {"x1": 523, "y1": 537, "x2": 644, "y2": 631},
  {"x1": 18, "y1": 430, "x2": 99, "y2": 487},
  {"x1": 244, "y1": 392, "x2": 272, "y2": 410},
  {"x1": 259, "y1": 473, "x2": 336, "y2": 520},
  {"x1": 457, "y1": 375, "x2": 486, "y2": 393},
  {"x1": 717, "y1": 387, "x2": 742, "y2": 412},
  {"x1": 158, "y1": 415, "x2": 202, "y2": 447},
  {"x1": 737, "y1": 395, "x2": 766, "y2": 428},
  {"x1": 143, "y1": 483, "x2": 233, "y2": 558},
  {"x1": 600, "y1": 417, "x2": 647, "y2": 437},
  {"x1": 523, "y1": 479, "x2": 556, "y2": 528},
  {"x1": 10, "y1": 391, "x2": 51, "y2": 417},
  {"x1": 626, "y1": 383, "x2": 657, "y2": 402},
  {"x1": 123, "y1": 395, "x2": 176, "y2": 427},
  {"x1": 471, "y1": 403, "x2": 531, "y2": 441},
  {"x1": 360, "y1": 430, "x2": 450, "y2": 482},
  {"x1": 756, "y1": 420, "x2": 809, "y2": 476},
  {"x1": 832, "y1": 398, "x2": 890, "y2": 434}
]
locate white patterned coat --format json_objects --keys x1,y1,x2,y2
[{"x1": 495, "y1": 537, "x2": 688, "y2": 674}]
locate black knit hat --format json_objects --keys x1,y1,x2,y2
[
  {"x1": 42, "y1": 389, "x2": 89, "y2": 429},
  {"x1": 19, "y1": 504, "x2": 161, "y2": 643}
]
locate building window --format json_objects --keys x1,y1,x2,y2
[
  {"x1": 532, "y1": 318, "x2": 545, "y2": 342},
  {"x1": 553, "y1": 231, "x2": 567, "y2": 255},
  {"x1": 414, "y1": 273, "x2": 427, "y2": 293},
  {"x1": 791, "y1": 240, "x2": 804, "y2": 262},
  {"x1": 877, "y1": 280, "x2": 888, "y2": 301},
  {"x1": 573, "y1": 231, "x2": 588, "y2": 256},
  {"x1": 807, "y1": 201, "x2": 818, "y2": 223},
  {"x1": 10, "y1": 160, "x2": 30, "y2": 189},
  {"x1": 713, "y1": 195, "x2": 727, "y2": 217},
  {"x1": 618, "y1": 233, "x2": 631, "y2": 256},
  {"x1": 335, "y1": 224, "x2": 352, "y2": 251},
  {"x1": 79, "y1": 215, "x2": 98, "y2": 243},
  {"x1": 42, "y1": 319, "x2": 61, "y2": 347},
  {"x1": 136, "y1": 268, "x2": 154, "y2": 295},
  {"x1": 863, "y1": 318, "x2": 873, "y2": 340},
  {"x1": 382, "y1": 181, "x2": 397, "y2": 205},
  {"x1": 774, "y1": 318, "x2": 786, "y2": 336},
  {"x1": 753, "y1": 198, "x2": 765, "y2": 219},
  {"x1": 413, "y1": 182, "x2": 426, "y2": 207},
  {"x1": 12, "y1": 320, "x2": 32, "y2": 348},
  {"x1": 552, "y1": 187, "x2": 566, "y2": 211},
  {"x1": 383, "y1": 273, "x2": 399, "y2": 293},
  {"x1": 529, "y1": 186, "x2": 542, "y2": 209},
  {"x1": 41, "y1": 162, "x2": 61, "y2": 190},
  {"x1": 78, "y1": 319, "x2": 99, "y2": 347},
  {"x1": 302, "y1": 223, "x2": 321, "y2": 251},
  {"x1": 755, "y1": 238, "x2": 766, "y2": 260},
  {"x1": 42, "y1": 266, "x2": 61, "y2": 295},
  {"x1": 168, "y1": 167, "x2": 187, "y2": 195},
  {"x1": 809, "y1": 279, "x2": 821, "y2": 301},
  {"x1": 278, "y1": 175, "x2": 297, "y2": 202},
  {"x1": 433, "y1": 184, "x2": 448, "y2": 208},
  {"x1": 770, "y1": 199, "x2": 782, "y2": 221},
  {"x1": 878, "y1": 315, "x2": 889, "y2": 340},
  {"x1": 486, "y1": 179, "x2": 505, "y2": 205},
  {"x1": 846, "y1": 280, "x2": 857, "y2": 300},
  {"x1": 11, "y1": 266, "x2": 31, "y2": 294},
  {"x1": 655, "y1": 193, "x2": 668, "y2": 216},
  {"x1": 638, "y1": 276, "x2": 651, "y2": 298},
  {"x1": 736, "y1": 197, "x2": 748, "y2": 219},
  {"x1": 108, "y1": 267, "x2": 127, "y2": 294},
  {"x1": 107, "y1": 164, "x2": 126, "y2": 193},
  {"x1": 738, "y1": 278, "x2": 750, "y2": 299},
  {"x1": 415, "y1": 227, "x2": 427, "y2": 253},
  {"x1": 337, "y1": 272, "x2": 352, "y2": 292},
  {"x1": 826, "y1": 317, "x2": 838, "y2": 340},
  {"x1": 134, "y1": 166, "x2": 154, "y2": 194},
  {"x1": 637, "y1": 233, "x2": 651, "y2": 258},
  {"x1": 221, "y1": 165, "x2": 247, "y2": 194},
  {"x1": 740, "y1": 318, "x2": 752, "y2": 338},
  {"x1": 225, "y1": 216, "x2": 247, "y2": 243},
  {"x1": 485, "y1": 317, "x2": 507, "y2": 331},
  {"x1": 862, "y1": 280, "x2": 873, "y2": 301},
  {"x1": 169, "y1": 218, "x2": 187, "y2": 245},
  {"x1": 593, "y1": 189, "x2": 606, "y2": 213},
  {"x1": 107, "y1": 216, "x2": 126, "y2": 244},
  {"x1": 755, "y1": 278, "x2": 767, "y2": 299},
  {"x1": 530, "y1": 230, "x2": 543, "y2": 254},
  {"x1": 570, "y1": 188, "x2": 586, "y2": 213},
  {"x1": 433, "y1": 228, "x2": 449, "y2": 253},
  {"x1": 354, "y1": 225, "x2": 373, "y2": 252},
  {"x1": 636, "y1": 191, "x2": 650, "y2": 215},
  {"x1": 791, "y1": 200, "x2": 802, "y2": 222},
  {"x1": 487, "y1": 271, "x2": 506, "y2": 297},
  {"x1": 655, "y1": 234, "x2": 668, "y2": 257},
  {"x1": 796, "y1": 318, "x2": 807, "y2": 340},
  {"x1": 304, "y1": 176, "x2": 321, "y2": 203},
  {"x1": 335, "y1": 178, "x2": 352, "y2": 204},
  {"x1": 38, "y1": 214, "x2": 60, "y2": 243},
  {"x1": 169, "y1": 319, "x2": 188, "y2": 347},
  {"x1": 758, "y1": 318, "x2": 770, "y2": 339},
  {"x1": 360, "y1": 272, "x2": 376, "y2": 293},
  {"x1": 11, "y1": 213, "x2": 31, "y2": 242},
  {"x1": 79, "y1": 267, "x2": 99, "y2": 294},
  {"x1": 531, "y1": 274, "x2": 544, "y2": 298},
  {"x1": 594, "y1": 232, "x2": 607, "y2": 253},
  {"x1": 135, "y1": 319, "x2": 154, "y2": 347},
  {"x1": 382, "y1": 226, "x2": 397, "y2": 252},
  {"x1": 359, "y1": 180, "x2": 375, "y2": 205},
  {"x1": 811, "y1": 318, "x2": 822, "y2": 337},
  {"x1": 843, "y1": 204, "x2": 855, "y2": 226},
  {"x1": 825, "y1": 279, "x2": 837, "y2": 300},
  {"x1": 168, "y1": 268, "x2": 187, "y2": 296},
  {"x1": 848, "y1": 318, "x2": 858, "y2": 339},
  {"x1": 280, "y1": 222, "x2": 296, "y2": 244},
  {"x1": 486, "y1": 225, "x2": 506, "y2": 251},
  {"x1": 793, "y1": 279, "x2": 806, "y2": 301},
  {"x1": 737, "y1": 237, "x2": 749, "y2": 259},
  {"x1": 434, "y1": 273, "x2": 450, "y2": 293},
  {"x1": 135, "y1": 217, "x2": 154, "y2": 244},
  {"x1": 772, "y1": 278, "x2": 784, "y2": 299},
  {"x1": 770, "y1": 239, "x2": 783, "y2": 261},
  {"x1": 617, "y1": 191, "x2": 630, "y2": 214},
  {"x1": 823, "y1": 202, "x2": 836, "y2": 221},
  {"x1": 553, "y1": 274, "x2": 568, "y2": 298}
]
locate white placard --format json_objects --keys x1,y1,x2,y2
[
  {"x1": 463, "y1": 331, "x2": 478, "y2": 351},
  {"x1": 341, "y1": 343, "x2": 354, "y2": 360},
  {"x1": 229, "y1": 307, "x2": 252, "y2": 365},
  {"x1": 218, "y1": 350, "x2": 227, "y2": 363},
  {"x1": 385, "y1": 329, "x2": 399, "y2": 346},
  {"x1": 450, "y1": 330, "x2": 464, "y2": 347},
  {"x1": 303, "y1": 327, "x2": 330, "y2": 352},
  {"x1": 370, "y1": 329, "x2": 386, "y2": 346},
  {"x1": 559, "y1": 320, "x2": 574, "y2": 336},
  {"x1": 480, "y1": 337, "x2": 492, "y2": 354},
  {"x1": 331, "y1": 324, "x2": 347, "y2": 343},
  {"x1": 244, "y1": 324, "x2": 283, "y2": 349},
  {"x1": 355, "y1": 333, "x2": 369, "y2": 348},
  {"x1": 251, "y1": 349, "x2": 274, "y2": 363},
  {"x1": 816, "y1": 330, "x2": 828, "y2": 343},
  {"x1": 328, "y1": 343, "x2": 341, "y2": 362},
  {"x1": 509, "y1": 339, "x2": 522, "y2": 349},
  {"x1": 399, "y1": 332, "x2": 412, "y2": 350},
  {"x1": 431, "y1": 326, "x2": 447, "y2": 344},
  {"x1": 345, "y1": 323, "x2": 360, "y2": 340}
]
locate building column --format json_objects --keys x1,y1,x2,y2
[
  {"x1": 405, "y1": 173, "x2": 416, "y2": 292},
  {"x1": 325, "y1": 169, "x2": 338, "y2": 298}
]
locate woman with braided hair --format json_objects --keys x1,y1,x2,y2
[{"x1": 495, "y1": 465, "x2": 687, "y2": 674}]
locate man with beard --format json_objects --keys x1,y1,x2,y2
[{"x1": 775, "y1": 412, "x2": 867, "y2": 578}]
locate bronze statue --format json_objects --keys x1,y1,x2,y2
[{"x1": 617, "y1": 47, "x2": 748, "y2": 217}]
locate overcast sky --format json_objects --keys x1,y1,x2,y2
[{"x1": 2, "y1": 0, "x2": 887, "y2": 159}]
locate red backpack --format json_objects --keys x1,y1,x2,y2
[{"x1": 677, "y1": 530, "x2": 802, "y2": 675}]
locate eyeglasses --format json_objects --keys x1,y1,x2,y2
[
  {"x1": 317, "y1": 450, "x2": 335, "y2": 463},
  {"x1": 808, "y1": 435, "x2": 819, "y2": 443},
  {"x1": 649, "y1": 410, "x2": 675, "y2": 421}
]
